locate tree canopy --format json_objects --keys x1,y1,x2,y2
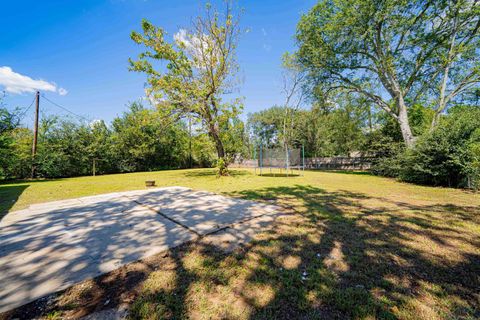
[
  {"x1": 296, "y1": 0, "x2": 480, "y2": 147},
  {"x1": 129, "y1": 2, "x2": 243, "y2": 174}
]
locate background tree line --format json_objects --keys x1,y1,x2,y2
[
  {"x1": 3, "y1": 91, "x2": 477, "y2": 189},
  {"x1": 1, "y1": 0, "x2": 479, "y2": 189},
  {"x1": 0, "y1": 100, "x2": 224, "y2": 180},
  {"x1": 246, "y1": 92, "x2": 373, "y2": 158}
]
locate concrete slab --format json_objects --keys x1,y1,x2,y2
[
  {"x1": 0, "y1": 187, "x2": 280, "y2": 313},
  {"x1": 130, "y1": 187, "x2": 279, "y2": 235},
  {"x1": 0, "y1": 191, "x2": 193, "y2": 313}
]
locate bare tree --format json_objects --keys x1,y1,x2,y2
[{"x1": 280, "y1": 53, "x2": 305, "y2": 149}]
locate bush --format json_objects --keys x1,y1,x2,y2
[
  {"x1": 375, "y1": 105, "x2": 480, "y2": 189},
  {"x1": 398, "y1": 133, "x2": 464, "y2": 187},
  {"x1": 216, "y1": 157, "x2": 229, "y2": 176},
  {"x1": 468, "y1": 142, "x2": 480, "y2": 189},
  {"x1": 364, "y1": 131, "x2": 404, "y2": 177}
]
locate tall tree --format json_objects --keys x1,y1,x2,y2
[
  {"x1": 247, "y1": 106, "x2": 292, "y2": 148},
  {"x1": 280, "y1": 53, "x2": 305, "y2": 149},
  {"x1": 296, "y1": 0, "x2": 480, "y2": 147},
  {"x1": 129, "y1": 1, "x2": 243, "y2": 174}
]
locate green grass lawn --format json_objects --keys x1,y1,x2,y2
[{"x1": 1, "y1": 168, "x2": 479, "y2": 319}]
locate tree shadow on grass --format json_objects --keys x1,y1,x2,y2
[
  {"x1": 182, "y1": 169, "x2": 250, "y2": 178},
  {"x1": 122, "y1": 185, "x2": 479, "y2": 319},
  {"x1": 228, "y1": 185, "x2": 480, "y2": 319},
  {"x1": 257, "y1": 173, "x2": 301, "y2": 177},
  {"x1": 0, "y1": 179, "x2": 64, "y2": 220},
  {"x1": 0, "y1": 184, "x2": 29, "y2": 220}
]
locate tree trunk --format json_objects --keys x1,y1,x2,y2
[
  {"x1": 283, "y1": 107, "x2": 288, "y2": 147},
  {"x1": 209, "y1": 126, "x2": 225, "y2": 159},
  {"x1": 208, "y1": 125, "x2": 228, "y2": 175},
  {"x1": 431, "y1": 112, "x2": 441, "y2": 130},
  {"x1": 397, "y1": 97, "x2": 415, "y2": 147},
  {"x1": 214, "y1": 135, "x2": 225, "y2": 159}
]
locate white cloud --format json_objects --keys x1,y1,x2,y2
[
  {"x1": 58, "y1": 87, "x2": 68, "y2": 96},
  {"x1": 174, "y1": 29, "x2": 206, "y2": 62},
  {"x1": 173, "y1": 29, "x2": 191, "y2": 48},
  {"x1": 0, "y1": 66, "x2": 67, "y2": 95},
  {"x1": 89, "y1": 119, "x2": 103, "y2": 129},
  {"x1": 173, "y1": 29, "x2": 220, "y2": 69},
  {"x1": 261, "y1": 28, "x2": 267, "y2": 36}
]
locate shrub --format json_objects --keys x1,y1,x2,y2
[
  {"x1": 216, "y1": 157, "x2": 229, "y2": 176},
  {"x1": 364, "y1": 131, "x2": 404, "y2": 177},
  {"x1": 394, "y1": 105, "x2": 480, "y2": 188}
]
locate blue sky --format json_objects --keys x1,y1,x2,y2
[{"x1": 1, "y1": 0, "x2": 316, "y2": 125}]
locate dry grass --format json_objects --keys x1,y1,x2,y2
[{"x1": 1, "y1": 169, "x2": 479, "y2": 319}]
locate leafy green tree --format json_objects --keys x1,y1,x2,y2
[
  {"x1": 0, "y1": 110, "x2": 18, "y2": 135},
  {"x1": 111, "y1": 102, "x2": 189, "y2": 172},
  {"x1": 129, "y1": 2, "x2": 244, "y2": 174},
  {"x1": 84, "y1": 120, "x2": 117, "y2": 175},
  {"x1": 35, "y1": 116, "x2": 91, "y2": 177},
  {"x1": 295, "y1": 106, "x2": 332, "y2": 157},
  {"x1": 0, "y1": 104, "x2": 20, "y2": 179},
  {"x1": 6, "y1": 128, "x2": 32, "y2": 179},
  {"x1": 221, "y1": 114, "x2": 248, "y2": 161},
  {"x1": 296, "y1": 0, "x2": 480, "y2": 147},
  {"x1": 247, "y1": 106, "x2": 289, "y2": 148},
  {"x1": 191, "y1": 132, "x2": 216, "y2": 168}
]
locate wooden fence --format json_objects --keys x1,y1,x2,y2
[
  {"x1": 305, "y1": 157, "x2": 375, "y2": 170},
  {"x1": 230, "y1": 157, "x2": 375, "y2": 171}
]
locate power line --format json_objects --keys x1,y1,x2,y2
[
  {"x1": 16, "y1": 95, "x2": 36, "y2": 121},
  {"x1": 31, "y1": 91, "x2": 40, "y2": 178},
  {"x1": 41, "y1": 94, "x2": 91, "y2": 122}
]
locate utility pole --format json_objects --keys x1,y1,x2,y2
[
  {"x1": 31, "y1": 91, "x2": 40, "y2": 178},
  {"x1": 188, "y1": 115, "x2": 192, "y2": 168}
]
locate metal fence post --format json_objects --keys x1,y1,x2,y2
[{"x1": 302, "y1": 145, "x2": 305, "y2": 176}]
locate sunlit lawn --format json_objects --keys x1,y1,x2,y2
[{"x1": 1, "y1": 168, "x2": 479, "y2": 319}]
